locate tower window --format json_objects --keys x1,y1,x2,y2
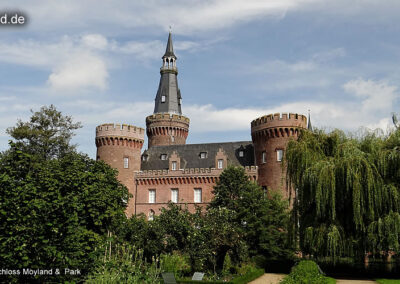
[
  {"x1": 200, "y1": 152, "x2": 207, "y2": 159},
  {"x1": 171, "y1": 161, "x2": 177, "y2": 171},
  {"x1": 149, "y1": 189, "x2": 156, "y2": 203},
  {"x1": 179, "y1": 98, "x2": 182, "y2": 105},
  {"x1": 217, "y1": 159, "x2": 223, "y2": 169},
  {"x1": 123, "y1": 157, "x2": 129, "y2": 168},
  {"x1": 262, "y1": 152, "x2": 266, "y2": 163},
  {"x1": 171, "y1": 188, "x2": 178, "y2": 203},
  {"x1": 161, "y1": 95, "x2": 166, "y2": 103},
  {"x1": 277, "y1": 150, "x2": 283, "y2": 162},
  {"x1": 239, "y1": 150, "x2": 244, "y2": 157},
  {"x1": 194, "y1": 188, "x2": 202, "y2": 203},
  {"x1": 161, "y1": 154, "x2": 167, "y2": 160}
]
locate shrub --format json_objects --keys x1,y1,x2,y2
[
  {"x1": 230, "y1": 266, "x2": 264, "y2": 284},
  {"x1": 85, "y1": 243, "x2": 162, "y2": 283},
  {"x1": 280, "y1": 260, "x2": 335, "y2": 284},
  {"x1": 161, "y1": 253, "x2": 191, "y2": 278}
]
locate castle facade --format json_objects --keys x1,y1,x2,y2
[{"x1": 95, "y1": 33, "x2": 308, "y2": 218}]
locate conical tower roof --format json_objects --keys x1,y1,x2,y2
[{"x1": 163, "y1": 32, "x2": 176, "y2": 58}]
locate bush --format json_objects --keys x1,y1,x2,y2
[
  {"x1": 230, "y1": 266, "x2": 264, "y2": 284},
  {"x1": 85, "y1": 243, "x2": 162, "y2": 283},
  {"x1": 280, "y1": 260, "x2": 335, "y2": 284},
  {"x1": 161, "y1": 253, "x2": 191, "y2": 278}
]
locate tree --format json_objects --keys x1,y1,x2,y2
[
  {"x1": 285, "y1": 128, "x2": 400, "y2": 262},
  {"x1": 6, "y1": 105, "x2": 81, "y2": 160},
  {"x1": 0, "y1": 107, "x2": 128, "y2": 282},
  {"x1": 208, "y1": 166, "x2": 292, "y2": 262},
  {"x1": 156, "y1": 203, "x2": 194, "y2": 253}
]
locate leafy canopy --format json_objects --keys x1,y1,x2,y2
[
  {"x1": 0, "y1": 106, "x2": 128, "y2": 282},
  {"x1": 286, "y1": 128, "x2": 400, "y2": 261},
  {"x1": 6, "y1": 104, "x2": 81, "y2": 160}
]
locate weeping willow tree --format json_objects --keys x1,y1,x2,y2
[{"x1": 286, "y1": 127, "x2": 400, "y2": 262}]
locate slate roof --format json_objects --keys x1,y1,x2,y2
[
  {"x1": 163, "y1": 32, "x2": 176, "y2": 58},
  {"x1": 154, "y1": 32, "x2": 182, "y2": 115},
  {"x1": 153, "y1": 73, "x2": 182, "y2": 114},
  {"x1": 141, "y1": 141, "x2": 255, "y2": 170}
]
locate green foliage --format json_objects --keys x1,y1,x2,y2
[
  {"x1": 222, "y1": 253, "x2": 233, "y2": 276},
  {"x1": 0, "y1": 106, "x2": 128, "y2": 282},
  {"x1": 230, "y1": 264, "x2": 264, "y2": 284},
  {"x1": 157, "y1": 203, "x2": 194, "y2": 253},
  {"x1": 376, "y1": 279, "x2": 400, "y2": 284},
  {"x1": 161, "y1": 253, "x2": 191, "y2": 278},
  {"x1": 85, "y1": 243, "x2": 162, "y2": 283},
  {"x1": 6, "y1": 105, "x2": 81, "y2": 160},
  {"x1": 209, "y1": 166, "x2": 292, "y2": 262},
  {"x1": 280, "y1": 260, "x2": 335, "y2": 284},
  {"x1": 286, "y1": 128, "x2": 400, "y2": 261}
]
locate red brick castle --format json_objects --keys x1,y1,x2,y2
[{"x1": 95, "y1": 33, "x2": 309, "y2": 218}]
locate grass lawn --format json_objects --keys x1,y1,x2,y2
[
  {"x1": 326, "y1": 277, "x2": 336, "y2": 284},
  {"x1": 375, "y1": 280, "x2": 400, "y2": 284}
]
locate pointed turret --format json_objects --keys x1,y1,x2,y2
[
  {"x1": 163, "y1": 32, "x2": 176, "y2": 58},
  {"x1": 146, "y1": 32, "x2": 190, "y2": 148},
  {"x1": 154, "y1": 32, "x2": 182, "y2": 115},
  {"x1": 308, "y1": 110, "x2": 313, "y2": 131}
]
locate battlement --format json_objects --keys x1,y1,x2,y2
[
  {"x1": 96, "y1": 123, "x2": 145, "y2": 141},
  {"x1": 251, "y1": 113, "x2": 307, "y2": 128},
  {"x1": 251, "y1": 113, "x2": 307, "y2": 140},
  {"x1": 135, "y1": 166, "x2": 257, "y2": 178},
  {"x1": 146, "y1": 113, "x2": 190, "y2": 124}
]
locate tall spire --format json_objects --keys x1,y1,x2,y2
[
  {"x1": 163, "y1": 32, "x2": 176, "y2": 58},
  {"x1": 308, "y1": 110, "x2": 313, "y2": 131},
  {"x1": 153, "y1": 32, "x2": 182, "y2": 115}
]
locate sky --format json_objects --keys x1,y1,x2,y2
[{"x1": 0, "y1": 0, "x2": 399, "y2": 157}]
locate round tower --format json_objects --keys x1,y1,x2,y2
[
  {"x1": 146, "y1": 114, "x2": 190, "y2": 147},
  {"x1": 251, "y1": 113, "x2": 307, "y2": 200},
  {"x1": 95, "y1": 123, "x2": 145, "y2": 216}
]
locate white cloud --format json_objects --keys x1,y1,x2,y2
[
  {"x1": 81, "y1": 34, "x2": 108, "y2": 50},
  {"x1": 2, "y1": 0, "x2": 322, "y2": 35},
  {"x1": 47, "y1": 53, "x2": 108, "y2": 91},
  {"x1": 343, "y1": 78, "x2": 399, "y2": 111}
]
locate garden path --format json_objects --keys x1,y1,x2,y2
[{"x1": 248, "y1": 273, "x2": 286, "y2": 284}]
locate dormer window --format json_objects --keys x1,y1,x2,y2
[
  {"x1": 161, "y1": 95, "x2": 166, "y2": 103},
  {"x1": 239, "y1": 150, "x2": 244, "y2": 157},
  {"x1": 161, "y1": 154, "x2": 167, "y2": 160},
  {"x1": 200, "y1": 152, "x2": 207, "y2": 159},
  {"x1": 142, "y1": 155, "x2": 148, "y2": 162}
]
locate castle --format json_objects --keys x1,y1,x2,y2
[{"x1": 95, "y1": 33, "x2": 309, "y2": 218}]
